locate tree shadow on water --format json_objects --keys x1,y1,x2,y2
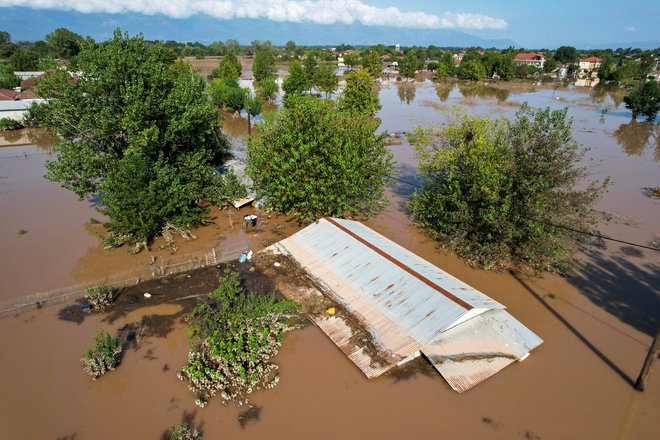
[{"x1": 567, "y1": 248, "x2": 660, "y2": 337}]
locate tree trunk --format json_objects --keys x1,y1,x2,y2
[{"x1": 247, "y1": 112, "x2": 251, "y2": 135}]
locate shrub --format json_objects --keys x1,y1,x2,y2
[
  {"x1": 0, "y1": 117, "x2": 22, "y2": 131},
  {"x1": 178, "y1": 270, "x2": 300, "y2": 406},
  {"x1": 84, "y1": 284, "x2": 114, "y2": 312},
  {"x1": 81, "y1": 330, "x2": 124, "y2": 379},
  {"x1": 408, "y1": 104, "x2": 609, "y2": 273}
]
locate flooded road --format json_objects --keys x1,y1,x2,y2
[{"x1": 0, "y1": 80, "x2": 658, "y2": 439}]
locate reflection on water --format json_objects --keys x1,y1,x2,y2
[
  {"x1": 0, "y1": 128, "x2": 59, "y2": 148},
  {"x1": 457, "y1": 82, "x2": 510, "y2": 103},
  {"x1": 435, "y1": 83, "x2": 452, "y2": 102},
  {"x1": 614, "y1": 120, "x2": 659, "y2": 160},
  {"x1": 590, "y1": 84, "x2": 626, "y2": 108},
  {"x1": 396, "y1": 82, "x2": 416, "y2": 104}
]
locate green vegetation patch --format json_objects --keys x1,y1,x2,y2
[{"x1": 178, "y1": 270, "x2": 301, "y2": 407}]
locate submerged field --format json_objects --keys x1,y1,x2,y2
[{"x1": 0, "y1": 77, "x2": 658, "y2": 439}]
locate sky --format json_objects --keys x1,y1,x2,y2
[{"x1": 0, "y1": 0, "x2": 658, "y2": 48}]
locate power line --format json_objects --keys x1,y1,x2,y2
[{"x1": 387, "y1": 174, "x2": 660, "y2": 253}]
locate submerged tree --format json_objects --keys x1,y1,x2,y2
[
  {"x1": 247, "y1": 95, "x2": 393, "y2": 221},
  {"x1": 624, "y1": 80, "x2": 660, "y2": 121},
  {"x1": 408, "y1": 104, "x2": 609, "y2": 273},
  {"x1": 338, "y1": 68, "x2": 381, "y2": 116},
  {"x1": 81, "y1": 330, "x2": 124, "y2": 379},
  {"x1": 37, "y1": 30, "x2": 243, "y2": 249}
]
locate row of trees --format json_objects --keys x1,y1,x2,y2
[{"x1": 35, "y1": 28, "x2": 612, "y2": 275}]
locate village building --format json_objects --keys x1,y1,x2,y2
[
  {"x1": 262, "y1": 218, "x2": 543, "y2": 393},
  {"x1": 514, "y1": 52, "x2": 546, "y2": 69},
  {"x1": 579, "y1": 56, "x2": 604, "y2": 71}
]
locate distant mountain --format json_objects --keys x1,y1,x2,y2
[
  {"x1": 0, "y1": 7, "x2": 517, "y2": 48},
  {"x1": 580, "y1": 40, "x2": 660, "y2": 50}
]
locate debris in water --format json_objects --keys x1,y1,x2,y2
[
  {"x1": 144, "y1": 292, "x2": 152, "y2": 298},
  {"x1": 274, "y1": 262, "x2": 281, "y2": 267},
  {"x1": 326, "y1": 307, "x2": 336, "y2": 316}
]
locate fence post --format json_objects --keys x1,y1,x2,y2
[{"x1": 635, "y1": 328, "x2": 660, "y2": 391}]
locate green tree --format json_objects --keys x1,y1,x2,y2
[
  {"x1": 209, "y1": 49, "x2": 241, "y2": 82},
  {"x1": 243, "y1": 91, "x2": 263, "y2": 135},
  {"x1": 0, "y1": 64, "x2": 19, "y2": 88},
  {"x1": 399, "y1": 51, "x2": 418, "y2": 80},
  {"x1": 258, "y1": 76, "x2": 279, "y2": 102},
  {"x1": 252, "y1": 48, "x2": 276, "y2": 83},
  {"x1": 9, "y1": 48, "x2": 39, "y2": 70},
  {"x1": 81, "y1": 330, "x2": 124, "y2": 379},
  {"x1": 45, "y1": 28, "x2": 83, "y2": 59},
  {"x1": 338, "y1": 68, "x2": 381, "y2": 116},
  {"x1": 407, "y1": 104, "x2": 608, "y2": 273},
  {"x1": 0, "y1": 30, "x2": 15, "y2": 59},
  {"x1": 303, "y1": 53, "x2": 318, "y2": 90},
  {"x1": 37, "y1": 30, "x2": 241, "y2": 248},
  {"x1": 344, "y1": 52, "x2": 359, "y2": 70},
  {"x1": 282, "y1": 60, "x2": 310, "y2": 105},
  {"x1": 208, "y1": 79, "x2": 247, "y2": 111},
  {"x1": 554, "y1": 46, "x2": 578, "y2": 64},
  {"x1": 364, "y1": 50, "x2": 383, "y2": 78},
  {"x1": 314, "y1": 63, "x2": 339, "y2": 97},
  {"x1": 247, "y1": 95, "x2": 393, "y2": 221},
  {"x1": 494, "y1": 55, "x2": 514, "y2": 80},
  {"x1": 285, "y1": 40, "x2": 297, "y2": 52},
  {"x1": 457, "y1": 59, "x2": 485, "y2": 80},
  {"x1": 624, "y1": 81, "x2": 660, "y2": 121}
]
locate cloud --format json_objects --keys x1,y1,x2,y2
[
  {"x1": 626, "y1": 26, "x2": 635, "y2": 32},
  {"x1": 0, "y1": 0, "x2": 508, "y2": 30}
]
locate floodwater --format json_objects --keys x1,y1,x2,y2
[{"x1": 1, "y1": 80, "x2": 659, "y2": 439}]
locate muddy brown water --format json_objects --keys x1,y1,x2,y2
[{"x1": 1, "y1": 80, "x2": 659, "y2": 439}]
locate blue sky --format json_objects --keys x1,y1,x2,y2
[{"x1": 0, "y1": 1, "x2": 658, "y2": 48}]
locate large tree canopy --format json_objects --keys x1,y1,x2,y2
[
  {"x1": 247, "y1": 95, "x2": 394, "y2": 221},
  {"x1": 37, "y1": 30, "x2": 242, "y2": 248},
  {"x1": 408, "y1": 104, "x2": 608, "y2": 273}
]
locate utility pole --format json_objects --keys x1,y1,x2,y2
[{"x1": 635, "y1": 327, "x2": 660, "y2": 392}]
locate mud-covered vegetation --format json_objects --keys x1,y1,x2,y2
[
  {"x1": 83, "y1": 285, "x2": 115, "y2": 312},
  {"x1": 81, "y1": 329, "x2": 124, "y2": 379},
  {"x1": 178, "y1": 270, "x2": 301, "y2": 407}
]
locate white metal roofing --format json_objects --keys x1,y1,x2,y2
[{"x1": 273, "y1": 217, "x2": 542, "y2": 391}]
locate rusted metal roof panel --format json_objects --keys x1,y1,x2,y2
[
  {"x1": 273, "y1": 218, "x2": 542, "y2": 389},
  {"x1": 423, "y1": 309, "x2": 543, "y2": 392}
]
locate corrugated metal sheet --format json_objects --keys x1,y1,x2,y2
[
  {"x1": 422, "y1": 309, "x2": 543, "y2": 392},
  {"x1": 273, "y1": 217, "x2": 542, "y2": 391}
]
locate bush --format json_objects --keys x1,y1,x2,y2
[
  {"x1": 81, "y1": 330, "x2": 124, "y2": 379},
  {"x1": 407, "y1": 104, "x2": 609, "y2": 273},
  {"x1": 178, "y1": 270, "x2": 300, "y2": 407},
  {"x1": 247, "y1": 95, "x2": 394, "y2": 221},
  {"x1": 0, "y1": 117, "x2": 22, "y2": 131},
  {"x1": 84, "y1": 284, "x2": 114, "y2": 312}
]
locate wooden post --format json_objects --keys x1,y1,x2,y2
[{"x1": 635, "y1": 328, "x2": 660, "y2": 391}]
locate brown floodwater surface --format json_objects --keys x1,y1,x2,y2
[{"x1": 1, "y1": 81, "x2": 659, "y2": 439}]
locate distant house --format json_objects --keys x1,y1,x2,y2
[
  {"x1": 579, "y1": 57, "x2": 604, "y2": 71},
  {"x1": 0, "y1": 87, "x2": 46, "y2": 121},
  {"x1": 514, "y1": 52, "x2": 546, "y2": 69},
  {"x1": 647, "y1": 70, "x2": 660, "y2": 82},
  {"x1": 452, "y1": 52, "x2": 465, "y2": 65}
]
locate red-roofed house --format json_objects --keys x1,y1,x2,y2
[
  {"x1": 514, "y1": 52, "x2": 546, "y2": 69},
  {"x1": 648, "y1": 70, "x2": 660, "y2": 82},
  {"x1": 579, "y1": 57, "x2": 604, "y2": 70}
]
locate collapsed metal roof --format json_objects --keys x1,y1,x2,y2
[{"x1": 271, "y1": 217, "x2": 542, "y2": 392}]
